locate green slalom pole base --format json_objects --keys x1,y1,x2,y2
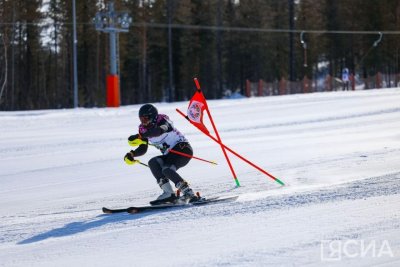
[
  {"x1": 234, "y1": 178, "x2": 241, "y2": 187},
  {"x1": 276, "y1": 178, "x2": 285, "y2": 186}
]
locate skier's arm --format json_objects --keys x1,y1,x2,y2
[
  {"x1": 132, "y1": 142, "x2": 148, "y2": 157},
  {"x1": 140, "y1": 119, "x2": 172, "y2": 138},
  {"x1": 127, "y1": 134, "x2": 148, "y2": 157}
]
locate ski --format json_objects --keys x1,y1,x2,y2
[{"x1": 102, "y1": 195, "x2": 238, "y2": 214}]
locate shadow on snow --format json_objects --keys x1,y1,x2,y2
[{"x1": 18, "y1": 208, "x2": 178, "y2": 245}]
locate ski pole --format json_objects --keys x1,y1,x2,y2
[
  {"x1": 125, "y1": 158, "x2": 149, "y2": 167},
  {"x1": 136, "y1": 161, "x2": 149, "y2": 167},
  {"x1": 166, "y1": 148, "x2": 217, "y2": 165},
  {"x1": 128, "y1": 139, "x2": 217, "y2": 165}
]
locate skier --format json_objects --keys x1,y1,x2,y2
[
  {"x1": 342, "y1": 67, "x2": 350, "y2": 91},
  {"x1": 124, "y1": 104, "x2": 200, "y2": 205}
]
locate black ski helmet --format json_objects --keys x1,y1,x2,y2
[{"x1": 139, "y1": 103, "x2": 158, "y2": 123}]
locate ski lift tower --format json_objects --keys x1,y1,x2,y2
[{"x1": 93, "y1": 1, "x2": 132, "y2": 107}]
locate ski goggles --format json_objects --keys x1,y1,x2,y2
[{"x1": 139, "y1": 116, "x2": 152, "y2": 126}]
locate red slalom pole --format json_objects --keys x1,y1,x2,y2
[
  {"x1": 204, "y1": 132, "x2": 284, "y2": 185},
  {"x1": 193, "y1": 78, "x2": 241, "y2": 187},
  {"x1": 176, "y1": 108, "x2": 284, "y2": 186}
]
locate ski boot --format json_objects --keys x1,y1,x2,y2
[
  {"x1": 150, "y1": 178, "x2": 177, "y2": 206},
  {"x1": 176, "y1": 180, "x2": 201, "y2": 203}
]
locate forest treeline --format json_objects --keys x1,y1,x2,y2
[{"x1": 0, "y1": 0, "x2": 399, "y2": 110}]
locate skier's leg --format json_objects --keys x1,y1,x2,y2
[
  {"x1": 161, "y1": 165, "x2": 183, "y2": 185},
  {"x1": 162, "y1": 165, "x2": 198, "y2": 202},
  {"x1": 148, "y1": 156, "x2": 176, "y2": 205},
  {"x1": 148, "y1": 156, "x2": 165, "y2": 184},
  {"x1": 161, "y1": 143, "x2": 193, "y2": 185},
  {"x1": 162, "y1": 143, "x2": 199, "y2": 202}
]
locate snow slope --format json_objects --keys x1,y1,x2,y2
[{"x1": 0, "y1": 88, "x2": 399, "y2": 266}]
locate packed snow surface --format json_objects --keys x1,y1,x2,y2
[{"x1": 1, "y1": 88, "x2": 399, "y2": 266}]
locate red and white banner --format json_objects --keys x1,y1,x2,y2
[{"x1": 187, "y1": 90, "x2": 209, "y2": 134}]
